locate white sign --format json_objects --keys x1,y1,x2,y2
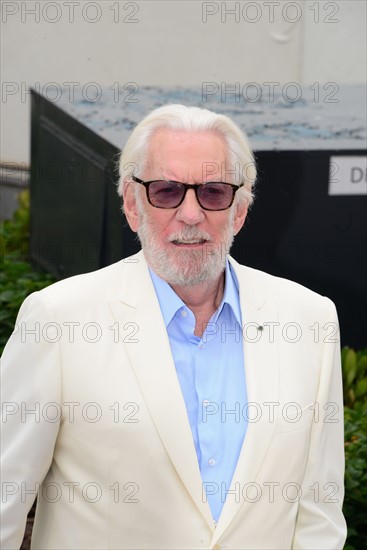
[{"x1": 328, "y1": 156, "x2": 367, "y2": 195}]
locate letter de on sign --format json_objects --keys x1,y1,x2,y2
[{"x1": 328, "y1": 156, "x2": 367, "y2": 195}]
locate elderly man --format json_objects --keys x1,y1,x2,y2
[{"x1": 1, "y1": 105, "x2": 346, "y2": 549}]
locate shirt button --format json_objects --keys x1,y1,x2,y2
[
  {"x1": 181, "y1": 310, "x2": 187, "y2": 317},
  {"x1": 203, "y1": 400, "x2": 210, "y2": 407},
  {"x1": 208, "y1": 458, "x2": 216, "y2": 466}
]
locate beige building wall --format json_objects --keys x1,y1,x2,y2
[{"x1": 1, "y1": 0, "x2": 366, "y2": 164}]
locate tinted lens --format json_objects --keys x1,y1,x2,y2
[
  {"x1": 198, "y1": 183, "x2": 234, "y2": 210},
  {"x1": 149, "y1": 181, "x2": 184, "y2": 208}
]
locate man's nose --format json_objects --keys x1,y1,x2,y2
[{"x1": 175, "y1": 188, "x2": 205, "y2": 225}]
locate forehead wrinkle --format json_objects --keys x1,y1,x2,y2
[
  {"x1": 143, "y1": 129, "x2": 229, "y2": 183},
  {"x1": 145, "y1": 159, "x2": 230, "y2": 184}
]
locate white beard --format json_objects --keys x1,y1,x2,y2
[{"x1": 136, "y1": 196, "x2": 236, "y2": 286}]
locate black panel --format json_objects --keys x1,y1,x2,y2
[
  {"x1": 232, "y1": 150, "x2": 367, "y2": 348},
  {"x1": 30, "y1": 117, "x2": 105, "y2": 277},
  {"x1": 30, "y1": 92, "x2": 139, "y2": 278}
]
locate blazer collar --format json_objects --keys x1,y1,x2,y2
[{"x1": 116, "y1": 250, "x2": 272, "y2": 311}]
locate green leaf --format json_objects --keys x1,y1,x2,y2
[
  {"x1": 356, "y1": 354, "x2": 367, "y2": 376},
  {"x1": 345, "y1": 348, "x2": 357, "y2": 387},
  {"x1": 355, "y1": 378, "x2": 367, "y2": 398}
]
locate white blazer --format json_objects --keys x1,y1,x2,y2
[{"x1": 1, "y1": 251, "x2": 347, "y2": 549}]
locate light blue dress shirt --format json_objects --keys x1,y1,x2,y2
[{"x1": 149, "y1": 261, "x2": 248, "y2": 522}]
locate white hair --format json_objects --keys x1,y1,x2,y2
[{"x1": 118, "y1": 104, "x2": 256, "y2": 207}]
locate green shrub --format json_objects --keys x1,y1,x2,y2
[
  {"x1": 0, "y1": 190, "x2": 30, "y2": 262},
  {"x1": 343, "y1": 402, "x2": 367, "y2": 550},
  {"x1": 341, "y1": 347, "x2": 367, "y2": 549},
  {"x1": 0, "y1": 260, "x2": 55, "y2": 353},
  {"x1": 342, "y1": 347, "x2": 367, "y2": 408},
  {"x1": 0, "y1": 191, "x2": 55, "y2": 354}
]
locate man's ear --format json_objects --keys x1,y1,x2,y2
[
  {"x1": 123, "y1": 181, "x2": 139, "y2": 233},
  {"x1": 232, "y1": 201, "x2": 248, "y2": 236}
]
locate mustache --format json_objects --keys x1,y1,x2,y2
[{"x1": 168, "y1": 227, "x2": 212, "y2": 243}]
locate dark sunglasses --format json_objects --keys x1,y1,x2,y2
[{"x1": 132, "y1": 176, "x2": 244, "y2": 211}]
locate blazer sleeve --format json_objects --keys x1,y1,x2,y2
[
  {"x1": 292, "y1": 299, "x2": 347, "y2": 549},
  {"x1": 0, "y1": 291, "x2": 61, "y2": 550}
]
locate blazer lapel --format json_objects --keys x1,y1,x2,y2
[
  {"x1": 108, "y1": 252, "x2": 214, "y2": 528},
  {"x1": 211, "y1": 258, "x2": 280, "y2": 545}
]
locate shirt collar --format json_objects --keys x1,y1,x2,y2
[{"x1": 149, "y1": 259, "x2": 242, "y2": 327}]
